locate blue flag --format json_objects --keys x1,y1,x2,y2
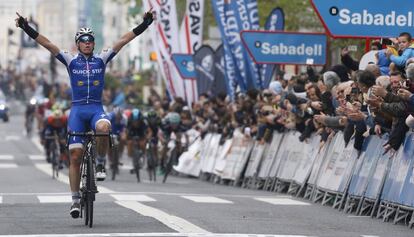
[{"x1": 262, "y1": 7, "x2": 285, "y2": 88}]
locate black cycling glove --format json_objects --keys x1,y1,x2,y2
[
  {"x1": 17, "y1": 16, "x2": 39, "y2": 40},
  {"x1": 132, "y1": 11, "x2": 154, "y2": 36}
]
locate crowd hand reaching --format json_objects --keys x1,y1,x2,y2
[
  {"x1": 310, "y1": 101, "x2": 323, "y2": 111},
  {"x1": 313, "y1": 113, "x2": 326, "y2": 125},
  {"x1": 397, "y1": 88, "x2": 412, "y2": 101},
  {"x1": 347, "y1": 111, "x2": 366, "y2": 121},
  {"x1": 372, "y1": 85, "x2": 387, "y2": 98},
  {"x1": 383, "y1": 143, "x2": 396, "y2": 156},
  {"x1": 375, "y1": 124, "x2": 382, "y2": 137},
  {"x1": 366, "y1": 96, "x2": 383, "y2": 109},
  {"x1": 341, "y1": 47, "x2": 349, "y2": 57}
]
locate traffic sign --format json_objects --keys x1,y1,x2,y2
[
  {"x1": 311, "y1": 0, "x2": 414, "y2": 38},
  {"x1": 171, "y1": 54, "x2": 196, "y2": 79},
  {"x1": 241, "y1": 31, "x2": 327, "y2": 65}
]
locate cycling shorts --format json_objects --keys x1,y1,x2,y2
[{"x1": 67, "y1": 103, "x2": 110, "y2": 149}]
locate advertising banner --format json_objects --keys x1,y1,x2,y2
[
  {"x1": 241, "y1": 31, "x2": 327, "y2": 65},
  {"x1": 310, "y1": 0, "x2": 414, "y2": 38}
]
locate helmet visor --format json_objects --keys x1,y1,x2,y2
[{"x1": 78, "y1": 35, "x2": 95, "y2": 43}]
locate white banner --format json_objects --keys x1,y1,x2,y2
[
  {"x1": 179, "y1": 0, "x2": 204, "y2": 105},
  {"x1": 213, "y1": 138, "x2": 233, "y2": 175},
  {"x1": 258, "y1": 132, "x2": 283, "y2": 178},
  {"x1": 179, "y1": 0, "x2": 204, "y2": 54},
  {"x1": 143, "y1": 0, "x2": 186, "y2": 99},
  {"x1": 174, "y1": 138, "x2": 202, "y2": 177},
  {"x1": 221, "y1": 129, "x2": 247, "y2": 180}
]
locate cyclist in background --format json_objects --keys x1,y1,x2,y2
[
  {"x1": 126, "y1": 108, "x2": 148, "y2": 180},
  {"x1": 15, "y1": 10, "x2": 154, "y2": 218},
  {"x1": 107, "y1": 107, "x2": 127, "y2": 169},
  {"x1": 160, "y1": 112, "x2": 189, "y2": 171},
  {"x1": 41, "y1": 109, "x2": 68, "y2": 167},
  {"x1": 145, "y1": 110, "x2": 162, "y2": 179}
]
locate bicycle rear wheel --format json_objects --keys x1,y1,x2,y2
[{"x1": 51, "y1": 143, "x2": 58, "y2": 179}]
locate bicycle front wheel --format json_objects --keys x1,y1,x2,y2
[{"x1": 84, "y1": 156, "x2": 95, "y2": 228}]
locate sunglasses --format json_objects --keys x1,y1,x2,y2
[
  {"x1": 263, "y1": 93, "x2": 273, "y2": 97},
  {"x1": 78, "y1": 35, "x2": 94, "y2": 43}
]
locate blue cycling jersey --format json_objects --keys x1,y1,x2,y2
[{"x1": 56, "y1": 49, "x2": 116, "y2": 105}]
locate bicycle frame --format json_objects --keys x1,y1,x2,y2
[{"x1": 67, "y1": 131, "x2": 112, "y2": 228}]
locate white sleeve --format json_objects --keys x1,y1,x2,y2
[
  {"x1": 97, "y1": 48, "x2": 117, "y2": 64},
  {"x1": 55, "y1": 50, "x2": 74, "y2": 67}
]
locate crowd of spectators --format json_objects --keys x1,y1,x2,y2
[{"x1": 174, "y1": 32, "x2": 414, "y2": 156}]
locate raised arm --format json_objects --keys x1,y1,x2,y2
[
  {"x1": 15, "y1": 12, "x2": 60, "y2": 56},
  {"x1": 112, "y1": 10, "x2": 154, "y2": 53}
]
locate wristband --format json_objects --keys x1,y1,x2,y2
[
  {"x1": 17, "y1": 16, "x2": 39, "y2": 39},
  {"x1": 132, "y1": 22, "x2": 148, "y2": 36}
]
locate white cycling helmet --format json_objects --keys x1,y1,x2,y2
[{"x1": 75, "y1": 27, "x2": 95, "y2": 42}]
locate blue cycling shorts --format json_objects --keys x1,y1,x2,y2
[{"x1": 67, "y1": 103, "x2": 110, "y2": 150}]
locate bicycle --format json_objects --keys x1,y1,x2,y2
[
  {"x1": 67, "y1": 131, "x2": 112, "y2": 228},
  {"x1": 25, "y1": 112, "x2": 34, "y2": 137},
  {"x1": 110, "y1": 134, "x2": 120, "y2": 181},
  {"x1": 45, "y1": 131, "x2": 60, "y2": 179},
  {"x1": 146, "y1": 138, "x2": 158, "y2": 182},
  {"x1": 130, "y1": 136, "x2": 145, "y2": 183},
  {"x1": 162, "y1": 133, "x2": 178, "y2": 183}
]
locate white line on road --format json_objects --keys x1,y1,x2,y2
[
  {"x1": 111, "y1": 194, "x2": 156, "y2": 202},
  {"x1": 181, "y1": 196, "x2": 233, "y2": 204},
  {"x1": 0, "y1": 163, "x2": 18, "y2": 168},
  {"x1": 37, "y1": 195, "x2": 72, "y2": 203},
  {"x1": 0, "y1": 196, "x2": 2, "y2": 204},
  {"x1": 34, "y1": 164, "x2": 114, "y2": 194},
  {"x1": 347, "y1": 216, "x2": 372, "y2": 218},
  {"x1": 0, "y1": 155, "x2": 13, "y2": 160},
  {"x1": 0, "y1": 233, "x2": 313, "y2": 237},
  {"x1": 28, "y1": 155, "x2": 45, "y2": 161},
  {"x1": 115, "y1": 201, "x2": 210, "y2": 234},
  {"x1": 5, "y1": 135, "x2": 20, "y2": 141},
  {"x1": 31, "y1": 136, "x2": 45, "y2": 153},
  {"x1": 254, "y1": 198, "x2": 311, "y2": 206}
]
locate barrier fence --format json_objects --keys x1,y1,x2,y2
[{"x1": 173, "y1": 129, "x2": 414, "y2": 229}]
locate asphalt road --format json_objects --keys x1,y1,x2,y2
[{"x1": 0, "y1": 112, "x2": 412, "y2": 237}]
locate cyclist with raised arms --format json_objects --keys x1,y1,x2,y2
[{"x1": 15, "y1": 10, "x2": 154, "y2": 218}]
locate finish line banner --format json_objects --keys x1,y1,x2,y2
[
  {"x1": 241, "y1": 31, "x2": 327, "y2": 65},
  {"x1": 311, "y1": 0, "x2": 414, "y2": 38}
]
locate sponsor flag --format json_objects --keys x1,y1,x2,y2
[
  {"x1": 261, "y1": 7, "x2": 285, "y2": 88},
  {"x1": 213, "y1": 44, "x2": 231, "y2": 97},
  {"x1": 194, "y1": 45, "x2": 215, "y2": 95}
]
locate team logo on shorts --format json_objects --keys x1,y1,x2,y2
[
  {"x1": 77, "y1": 81, "x2": 84, "y2": 86},
  {"x1": 93, "y1": 80, "x2": 100, "y2": 86}
]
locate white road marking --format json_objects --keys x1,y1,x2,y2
[
  {"x1": 31, "y1": 136, "x2": 45, "y2": 153},
  {"x1": 116, "y1": 200, "x2": 210, "y2": 234},
  {"x1": 28, "y1": 155, "x2": 45, "y2": 161},
  {"x1": 0, "y1": 155, "x2": 13, "y2": 160},
  {"x1": 181, "y1": 196, "x2": 233, "y2": 204},
  {"x1": 0, "y1": 196, "x2": 2, "y2": 204},
  {"x1": 347, "y1": 215, "x2": 371, "y2": 218},
  {"x1": 37, "y1": 195, "x2": 72, "y2": 203},
  {"x1": 34, "y1": 164, "x2": 114, "y2": 194},
  {"x1": 5, "y1": 135, "x2": 20, "y2": 141},
  {"x1": 254, "y1": 198, "x2": 311, "y2": 206},
  {"x1": 0, "y1": 233, "x2": 312, "y2": 237},
  {"x1": 0, "y1": 163, "x2": 18, "y2": 168},
  {"x1": 111, "y1": 194, "x2": 156, "y2": 202}
]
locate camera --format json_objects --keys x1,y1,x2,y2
[{"x1": 351, "y1": 87, "x2": 359, "y2": 94}]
